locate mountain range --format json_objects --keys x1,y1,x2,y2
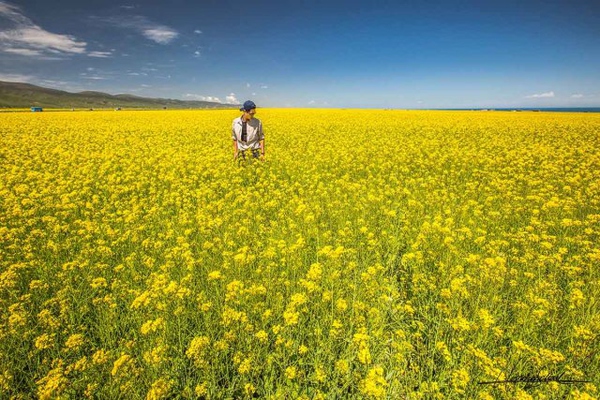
[{"x1": 0, "y1": 81, "x2": 237, "y2": 109}]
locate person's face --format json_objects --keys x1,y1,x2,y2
[{"x1": 244, "y1": 108, "x2": 256, "y2": 119}]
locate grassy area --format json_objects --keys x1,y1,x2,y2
[{"x1": 1, "y1": 109, "x2": 599, "y2": 399}]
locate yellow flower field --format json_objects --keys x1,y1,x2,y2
[{"x1": 1, "y1": 109, "x2": 599, "y2": 399}]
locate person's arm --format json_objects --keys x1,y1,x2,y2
[
  {"x1": 259, "y1": 139, "x2": 265, "y2": 160},
  {"x1": 258, "y1": 121, "x2": 265, "y2": 160},
  {"x1": 232, "y1": 121, "x2": 239, "y2": 159}
]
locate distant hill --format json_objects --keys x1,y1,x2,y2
[{"x1": 0, "y1": 81, "x2": 238, "y2": 109}]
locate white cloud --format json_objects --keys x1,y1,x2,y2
[
  {"x1": 260, "y1": 85, "x2": 268, "y2": 89},
  {"x1": 0, "y1": 2, "x2": 86, "y2": 57},
  {"x1": 184, "y1": 93, "x2": 222, "y2": 103},
  {"x1": 97, "y1": 15, "x2": 179, "y2": 44},
  {"x1": 194, "y1": 29, "x2": 202, "y2": 34},
  {"x1": 0, "y1": 2, "x2": 29, "y2": 25},
  {"x1": 526, "y1": 91, "x2": 555, "y2": 98},
  {"x1": 80, "y1": 70, "x2": 110, "y2": 81},
  {"x1": 194, "y1": 50, "x2": 200, "y2": 57},
  {"x1": 15, "y1": 27, "x2": 86, "y2": 53},
  {"x1": 571, "y1": 93, "x2": 584, "y2": 98},
  {"x1": 41, "y1": 79, "x2": 68, "y2": 86},
  {"x1": 308, "y1": 100, "x2": 316, "y2": 105},
  {"x1": 4, "y1": 47, "x2": 42, "y2": 56},
  {"x1": 0, "y1": 72, "x2": 34, "y2": 82},
  {"x1": 246, "y1": 83, "x2": 251, "y2": 88},
  {"x1": 143, "y1": 28, "x2": 178, "y2": 44},
  {"x1": 225, "y1": 93, "x2": 239, "y2": 104},
  {"x1": 88, "y1": 51, "x2": 113, "y2": 58}
]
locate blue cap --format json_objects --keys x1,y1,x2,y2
[{"x1": 240, "y1": 100, "x2": 256, "y2": 111}]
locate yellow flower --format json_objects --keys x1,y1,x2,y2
[
  {"x1": 435, "y1": 341, "x2": 452, "y2": 362},
  {"x1": 298, "y1": 345, "x2": 308, "y2": 355},
  {"x1": 195, "y1": 383, "x2": 208, "y2": 397},
  {"x1": 285, "y1": 366, "x2": 297, "y2": 380},
  {"x1": 244, "y1": 383, "x2": 256, "y2": 396},
  {"x1": 140, "y1": 317, "x2": 165, "y2": 335},
  {"x1": 186, "y1": 336, "x2": 210, "y2": 362},
  {"x1": 64, "y1": 333, "x2": 85, "y2": 350},
  {"x1": 336, "y1": 298, "x2": 348, "y2": 312},
  {"x1": 144, "y1": 345, "x2": 167, "y2": 366},
  {"x1": 111, "y1": 354, "x2": 132, "y2": 377},
  {"x1": 359, "y1": 366, "x2": 387, "y2": 398},
  {"x1": 146, "y1": 378, "x2": 173, "y2": 400},
  {"x1": 36, "y1": 364, "x2": 67, "y2": 400},
  {"x1": 573, "y1": 325, "x2": 595, "y2": 341},
  {"x1": 515, "y1": 388, "x2": 534, "y2": 399},
  {"x1": 538, "y1": 348, "x2": 565, "y2": 364},
  {"x1": 478, "y1": 308, "x2": 495, "y2": 329},
  {"x1": 262, "y1": 309, "x2": 273, "y2": 320},
  {"x1": 92, "y1": 349, "x2": 110, "y2": 365},
  {"x1": 313, "y1": 366, "x2": 327, "y2": 383},
  {"x1": 238, "y1": 358, "x2": 252, "y2": 374},
  {"x1": 34, "y1": 333, "x2": 55, "y2": 350},
  {"x1": 329, "y1": 319, "x2": 343, "y2": 337},
  {"x1": 570, "y1": 391, "x2": 596, "y2": 400},
  {"x1": 208, "y1": 270, "x2": 223, "y2": 280},
  {"x1": 570, "y1": 288, "x2": 585, "y2": 308},
  {"x1": 358, "y1": 345, "x2": 372, "y2": 365},
  {"x1": 283, "y1": 309, "x2": 299, "y2": 326},
  {"x1": 452, "y1": 368, "x2": 470, "y2": 394},
  {"x1": 335, "y1": 360, "x2": 350, "y2": 374},
  {"x1": 2, "y1": 107, "x2": 599, "y2": 399},
  {"x1": 448, "y1": 316, "x2": 472, "y2": 332},
  {"x1": 353, "y1": 332, "x2": 370, "y2": 344},
  {"x1": 290, "y1": 292, "x2": 308, "y2": 306},
  {"x1": 255, "y1": 330, "x2": 268, "y2": 343},
  {"x1": 478, "y1": 391, "x2": 495, "y2": 400},
  {"x1": 90, "y1": 277, "x2": 108, "y2": 289},
  {"x1": 306, "y1": 262, "x2": 323, "y2": 280}
]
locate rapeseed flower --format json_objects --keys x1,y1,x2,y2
[
  {"x1": 1, "y1": 109, "x2": 599, "y2": 399},
  {"x1": 146, "y1": 378, "x2": 173, "y2": 400},
  {"x1": 359, "y1": 366, "x2": 387, "y2": 398},
  {"x1": 285, "y1": 366, "x2": 297, "y2": 380}
]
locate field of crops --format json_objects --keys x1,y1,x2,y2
[{"x1": 1, "y1": 109, "x2": 599, "y2": 399}]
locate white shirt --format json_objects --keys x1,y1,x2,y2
[{"x1": 231, "y1": 116, "x2": 264, "y2": 151}]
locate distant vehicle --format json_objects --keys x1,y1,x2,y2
[{"x1": 31, "y1": 107, "x2": 43, "y2": 112}]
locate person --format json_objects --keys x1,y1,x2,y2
[{"x1": 232, "y1": 100, "x2": 265, "y2": 162}]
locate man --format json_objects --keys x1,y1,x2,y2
[{"x1": 232, "y1": 100, "x2": 265, "y2": 161}]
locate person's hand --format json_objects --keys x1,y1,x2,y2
[{"x1": 260, "y1": 153, "x2": 265, "y2": 162}]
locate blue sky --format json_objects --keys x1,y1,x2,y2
[{"x1": 1, "y1": 0, "x2": 598, "y2": 108}]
